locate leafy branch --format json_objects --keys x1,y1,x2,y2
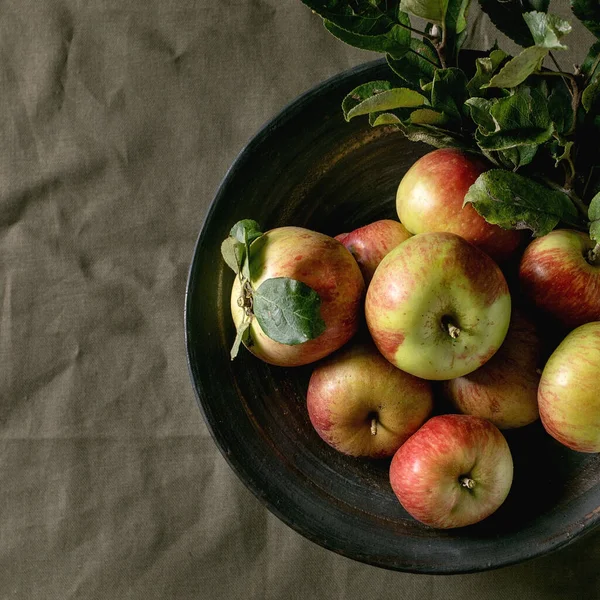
[{"x1": 299, "y1": 0, "x2": 600, "y2": 240}]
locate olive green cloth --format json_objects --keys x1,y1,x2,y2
[{"x1": 1, "y1": 0, "x2": 599, "y2": 597}]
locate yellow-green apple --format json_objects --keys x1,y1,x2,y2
[
  {"x1": 365, "y1": 232, "x2": 511, "y2": 380},
  {"x1": 538, "y1": 321, "x2": 600, "y2": 452},
  {"x1": 389, "y1": 414, "x2": 514, "y2": 528},
  {"x1": 443, "y1": 311, "x2": 541, "y2": 429},
  {"x1": 230, "y1": 227, "x2": 365, "y2": 367},
  {"x1": 519, "y1": 229, "x2": 600, "y2": 329},
  {"x1": 396, "y1": 148, "x2": 524, "y2": 262},
  {"x1": 306, "y1": 342, "x2": 433, "y2": 458},
  {"x1": 340, "y1": 219, "x2": 412, "y2": 283}
]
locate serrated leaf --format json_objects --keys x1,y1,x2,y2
[
  {"x1": 465, "y1": 97, "x2": 497, "y2": 133},
  {"x1": 221, "y1": 237, "x2": 246, "y2": 274},
  {"x1": 582, "y1": 41, "x2": 600, "y2": 79},
  {"x1": 523, "y1": 11, "x2": 572, "y2": 49},
  {"x1": 464, "y1": 170, "x2": 581, "y2": 236},
  {"x1": 387, "y1": 38, "x2": 439, "y2": 92},
  {"x1": 372, "y1": 112, "x2": 403, "y2": 126},
  {"x1": 431, "y1": 68, "x2": 468, "y2": 123},
  {"x1": 230, "y1": 220, "x2": 262, "y2": 245},
  {"x1": 467, "y1": 49, "x2": 509, "y2": 96},
  {"x1": 253, "y1": 277, "x2": 326, "y2": 345},
  {"x1": 583, "y1": 76, "x2": 600, "y2": 111},
  {"x1": 478, "y1": 0, "x2": 550, "y2": 47},
  {"x1": 485, "y1": 46, "x2": 548, "y2": 88},
  {"x1": 400, "y1": 0, "x2": 448, "y2": 23},
  {"x1": 497, "y1": 145, "x2": 538, "y2": 170},
  {"x1": 345, "y1": 88, "x2": 427, "y2": 121},
  {"x1": 409, "y1": 108, "x2": 447, "y2": 124},
  {"x1": 571, "y1": 0, "x2": 600, "y2": 38},
  {"x1": 589, "y1": 192, "x2": 600, "y2": 242},
  {"x1": 324, "y1": 17, "x2": 410, "y2": 59},
  {"x1": 342, "y1": 80, "x2": 393, "y2": 120},
  {"x1": 230, "y1": 319, "x2": 250, "y2": 360},
  {"x1": 475, "y1": 86, "x2": 554, "y2": 150}
]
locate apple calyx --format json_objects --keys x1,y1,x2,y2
[
  {"x1": 587, "y1": 242, "x2": 600, "y2": 266},
  {"x1": 459, "y1": 476, "x2": 476, "y2": 490},
  {"x1": 370, "y1": 416, "x2": 378, "y2": 436}
]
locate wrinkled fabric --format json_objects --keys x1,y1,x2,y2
[{"x1": 0, "y1": 0, "x2": 599, "y2": 598}]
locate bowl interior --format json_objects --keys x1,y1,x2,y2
[{"x1": 185, "y1": 60, "x2": 600, "y2": 574}]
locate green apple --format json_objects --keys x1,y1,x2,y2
[
  {"x1": 538, "y1": 322, "x2": 600, "y2": 452},
  {"x1": 365, "y1": 232, "x2": 511, "y2": 380}
]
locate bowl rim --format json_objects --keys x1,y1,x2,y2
[{"x1": 184, "y1": 58, "x2": 600, "y2": 574}]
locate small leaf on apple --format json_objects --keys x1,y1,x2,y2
[
  {"x1": 588, "y1": 191, "x2": 600, "y2": 243},
  {"x1": 221, "y1": 237, "x2": 246, "y2": 274},
  {"x1": 253, "y1": 277, "x2": 326, "y2": 345},
  {"x1": 464, "y1": 169, "x2": 582, "y2": 236},
  {"x1": 228, "y1": 219, "x2": 263, "y2": 280},
  {"x1": 230, "y1": 319, "x2": 251, "y2": 360}
]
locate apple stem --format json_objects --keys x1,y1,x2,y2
[
  {"x1": 447, "y1": 323, "x2": 461, "y2": 339},
  {"x1": 370, "y1": 418, "x2": 377, "y2": 436},
  {"x1": 460, "y1": 476, "x2": 475, "y2": 490},
  {"x1": 588, "y1": 243, "x2": 600, "y2": 266}
]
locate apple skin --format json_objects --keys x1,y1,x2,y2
[
  {"x1": 389, "y1": 414, "x2": 514, "y2": 529},
  {"x1": 538, "y1": 322, "x2": 600, "y2": 452},
  {"x1": 396, "y1": 148, "x2": 524, "y2": 262},
  {"x1": 306, "y1": 342, "x2": 433, "y2": 458},
  {"x1": 365, "y1": 232, "x2": 511, "y2": 380},
  {"x1": 230, "y1": 227, "x2": 365, "y2": 367},
  {"x1": 340, "y1": 219, "x2": 412, "y2": 284},
  {"x1": 519, "y1": 229, "x2": 600, "y2": 329},
  {"x1": 443, "y1": 310, "x2": 541, "y2": 429}
]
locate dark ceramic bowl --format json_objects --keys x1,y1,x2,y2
[{"x1": 185, "y1": 59, "x2": 600, "y2": 574}]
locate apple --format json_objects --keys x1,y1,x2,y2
[
  {"x1": 519, "y1": 229, "x2": 600, "y2": 329},
  {"x1": 340, "y1": 219, "x2": 412, "y2": 283},
  {"x1": 389, "y1": 414, "x2": 514, "y2": 528},
  {"x1": 306, "y1": 342, "x2": 433, "y2": 458},
  {"x1": 396, "y1": 148, "x2": 524, "y2": 262},
  {"x1": 365, "y1": 232, "x2": 511, "y2": 380},
  {"x1": 443, "y1": 310, "x2": 541, "y2": 429},
  {"x1": 230, "y1": 227, "x2": 365, "y2": 367},
  {"x1": 334, "y1": 233, "x2": 349, "y2": 242},
  {"x1": 538, "y1": 321, "x2": 600, "y2": 452}
]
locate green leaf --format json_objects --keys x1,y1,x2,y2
[
  {"x1": 230, "y1": 319, "x2": 250, "y2": 360},
  {"x1": 582, "y1": 40, "x2": 600, "y2": 79},
  {"x1": 465, "y1": 97, "x2": 496, "y2": 133},
  {"x1": 547, "y1": 78, "x2": 574, "y2": 134},
  {"x1": 323, "y1": 14, "x2": 410, "y2": 59},
  {"x1": 571, "y1": 0, "x2": 600, "y2": 38},
  {"x1": 485, "y1": 46, "x2": 548, "y2": 88},
  {"x1": 477, "y1": 0, "x2": 550, "y2": 47},
  {"x1": 345, "y1": 87, "x2": 427, "y2": 121},
  {"x1": 221, "y1": 237, "x2": 246, "y2": 274},
  {"x1": 467, "y1": 49, "x2": 509, "y2": 96},
  {"x1": 464, "y1": 170, "x2": 581, "y2": 236},
  {"x1": 589, "y1": 191, "x2": 600, "y2": 242},
  {"x1": 409, "y1": 108, "x2": 447, "y2": 124},
  {"x1": 431, "y1": 68, "x2": 468, "y2": 123},
  {"x1": 583, "y1": 76, "x2": 600, "y2": 111},
  {"x1": 372, "y1": 112, "x2": 403, "y2": 126},
  {"x1": 550, "y1": 139, "x2": 574, "y2": 167},
  {"x1": 230, "y1": 220, "x2": 262, "y2": 245},
  {"x1": 523, "y1": 11, "x2": 572, "y2": 49},
  {"x1": 342, "y1": 81, "x2": 393, "y2": 120},
  {"x1": 400, "y1": 0, "x2": 448, "y2": 23},
  {"x1": 444, "y1": 0, "x2": 472, "y2": 61},
  {"x1": 387, "y1": 38, "x2": 439, "y2": 92},
  {"x1": 497, "y1": 145, "x2": 538, "y2": 170},
  {"x1": 475, "y1": 86, "x2": 554, "y2": 150},
  {"x1": 399, "y1": 123, "x2": 472, "y2": 148},
  {"x1": 253, "y1": 277, "x2": 326, "y2": 345}
]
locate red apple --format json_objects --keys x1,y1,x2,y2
[
  {"x1": 340, "y1": 219, "x2": 412, "y2": 283},
  {"x1": 519, "y1": 229, "x2": 600, "y2": 329},
  {"x1": 389, "y1": 414, "x2": 514, "y2": 528},
  {"x1": 538, "y1": 322, "x2": 600, "y2": 452},
  {"x1": 230, "y1": 227, "x2": 365, "y2": 366},
  {"x1": 396, "y1": 148, "x2": 523, "y2": 262},
  {"x1": 443, "y1": 310, "x2": 541, "y2": 429},
  {"x1": 365, "y1": 232, "x2": 511, "y2": 380},
  {"x1": 307, "y1": 342, "x2": 433, "y2": 458},
  {"x1": 334, "y1": 233, "x2": 349, "y2": 242}
]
